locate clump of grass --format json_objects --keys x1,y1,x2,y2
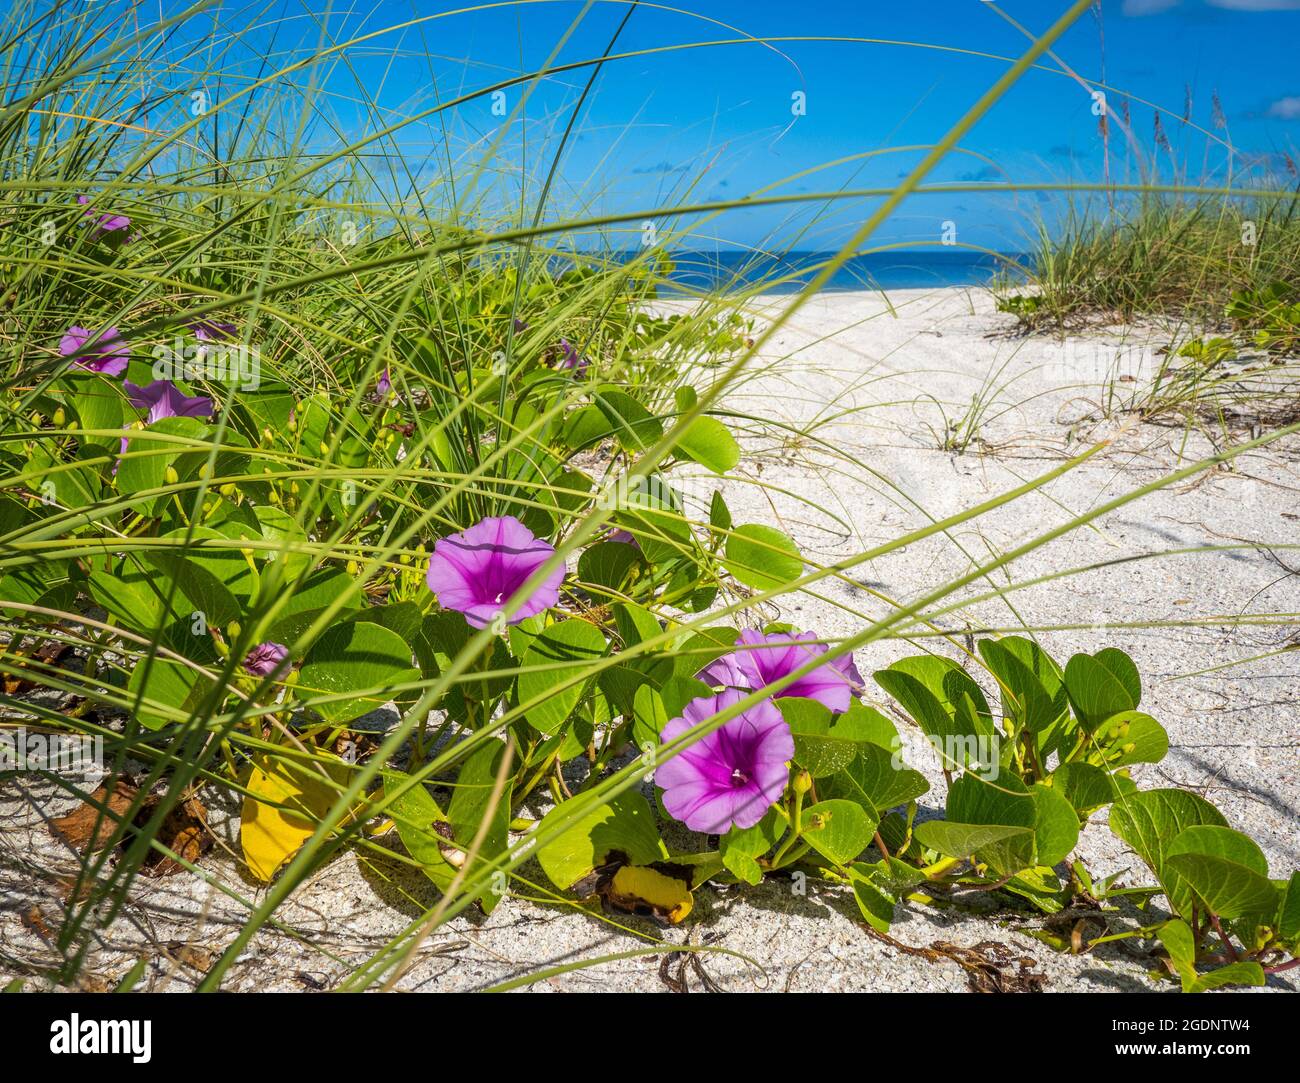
[{"x1": 996, "y1": 190, "x2": 1300, "y2": 331}]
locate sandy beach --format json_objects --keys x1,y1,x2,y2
[{"x1": 4, "y1": 286, "x2": 1297, "y2": 992}]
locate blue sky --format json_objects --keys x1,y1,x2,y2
[{"x1": 160, "y1": 0, "x2": 1300, "y2": 251}]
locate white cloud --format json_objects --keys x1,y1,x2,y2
[
  {"x1": 1208, "y1": 1, "x2": 1300, "y2": 10},
  {"x1": 1124, "y1": 0, "x2": 1300, "y2": 10},
  {"x1": 1266, "y1": 96, "x2": 1300, "y2": 119},
  {"x1": 1122, "y1": 0, "x2": 1180, "y2": 13}
]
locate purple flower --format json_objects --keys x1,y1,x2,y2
[
  {"x1": 376, "y1": 367, "x2": 392, "y2": 397},
  {"x1": 242, "y1": 642, "x2": 290, "y2": 678},
  {"x1": 425, "y1": 515, "x2": 565, "y2": 629},
  {"x1": 59, "y1": 326, "x2": 129, "y2": 375},
  {"x1": 557, "y1": 338, "x2": 587, "y2": 374},
  {"x1": 77, "y1": 194, "x2": 130, "y2": 237},
  {"x1": 188, "y1": 319, "x2": 237, "y2": 343},
  {"x1": 605, "y1": 527, "x2": 639, "y2": 548},
  {"x1": 512, "y1": 317, "x2": 530, "y2": 332},
  {"x1": 124, "y1": 379, "x2": 213, "y2": 423},
  {"x1": 697, "y1": 628, "x2": 864, "y2": 714},
  {"x1": 112, "y1": 432, "x2": 130, "y2": 476},
  {"x1": 656, "y1": 690, "x2": 794, "y2": 834}
]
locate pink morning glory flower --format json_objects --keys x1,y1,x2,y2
[
  {"x1": 557, "y1": 338, "x2": 587, "y2": 374},
  {"x1": 425, "y1": 515, "x2": 565, "y2": 629},
  {"x1": 188, "y1": 319, "x2": 237, "y2": 343},
  {"x1": 656, "y1": 690, "x2": 794, "y2": 834},
  {"x1": 697, "y1": 628, "x2": 864, "y2": 714},
  {"x1": 242, "y1": 642, "x2": 290, "y2": 678},
  {"x1": 77, "y1": 194, "x2": 130, "y2": 237},
  {"x1": 376, "y1": 367, "x2": 392, "y2": 397},
  {"x1": 124, "y1": 379, "x2": 214, "y2": 423},
  {"x1": 605, "y1": 527, "x2": 639, "y2": 548},
  {"x1": 59, "y1": 326, "x2": 129, "y2": 375}
]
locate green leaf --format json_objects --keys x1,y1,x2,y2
[
  {"x1": 1096, "y1": 710, "x2": 1168, "y2": 768},
  {"x1": 1063, "y1": 650, "x2": 1140, "y2": 730},
  {"x1": 536, "y1": 790, "x2": 667, "y2": 890},
  {"x1": 874, "y1": 655, "x2": 995, "y2": 765},
  {"x1": 1109, "y1": 788, "x2": 1229, "y2": 917},
  {"x1": 69, "y1": 378, "x2": 126, "y2": 447},
  {"x1": 708, "y1": 490, "x2": 732, "y2": 532},
  {"x1": 722, "y1": 524, "x2": 802, "y2": 590},
  {"x1": 675, "y1": 415, "x2": 740, "y2": 473},
  {"x1": 801, "y1": 799, "x2": 877, "y2": 867},
  {"x1": 1050, "y1": 761, "x2": 1133, "y2": 816},
  {"x1": 577, "y1": 541, "x2": 640, "y2": 592},
  {"x1": 355, "y1": 601, "x2": 423, "y2": 643},
  {"x1": 1031, "y1": 781, "x2": 1080, "y2": 867},
  {"x1": 721, "y1": 809, "x2": 781, "y2": 885},
  {"x1": 671, "y1": 626, "x2": 739, "y2": 679},
  {"x1": 782, "y1": 698, "x2": 896, "y2": 777},
  {"x1": 593, "y1": 390, "x2": 662, "y2": 452},
  {"x1": 1166, "y1": 826, "x2": 1277, "y2": 920},
  {"x1": 631, "y1": 683, "x2": 669, "y2": 750},
  {"x1": 144, "y1": 526, "x2": 257, "y2": 624},
  {"x1": 259, "y1": 565, "x2": 363, "y2": 645},
  {"x1": 977, "y1": 636, "x2": 1071, "y2": 754},
  {"x1": 844, "y1": 741, "x2": 930, "y2": 811},
  {"x1": 0, "y1": 562, "x2": 75, "y2": 618},
  {"x1": 1278, "y1": 871, "x2": 1300, "y2": 941},
  {"x1": 383, "y1": 771, "x2": 456, "y2": 892},
  {"x1": 1156, "y1": 919, "x2": 1199, "y2": 992},
  {"x1": 659, "y1": 675, "x2": 710, "y2": 719},
  {"x1": 913, "y1": 821, "x2": 1034, "y2": 862},
  {"x1": 612, "y1": 603, "x2": 662, "y2": 652},
  {"x1": 1002, "y1": 866, "x2": 1068, "y2": 913},
  {"x1": 516, "y1": 618, "x2": 607, "y2": 734},
  {"x1": 297, "y1": 620, "x2": 420, "y2": 723},
  {"x1": 1189, "y1": 962, "x2": 1266, "y2": 993},
  {"x1": 1094, "y1": 647, "x2": 1141, "y2": 705},
  {"x1": 127, "y1": 652, "x2": 214, "y2": 731},
  {"x1": 944, "y1": 772, "x2": 1038, "y2": 873},
  {"x1": 847, "y1": 862, "x2": 898, "y2": 933},
  {"x1": 611, "y1": 475, "x2": 692, "y2": 565},
  {"x1": 447, "y1": 739, "x2": 514, "y2": 912},
  {"x1": 560, "y1": 405, "x2": 609, "y2": 451},
  {"x1": 115, "y1": 416, "x2": 208, "y2": 498}
]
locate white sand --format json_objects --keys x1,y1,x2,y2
[{"x1": 4, "y1": 287, "x2": 1297, "y2": 991}]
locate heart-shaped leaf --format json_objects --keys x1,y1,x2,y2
[{"x1": 516, "y1": 618, "x2": 607, "y2": 734}]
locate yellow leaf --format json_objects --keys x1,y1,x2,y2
[
  {"x1": 240, "y1": 753, "x2": 350, "y2": 882},
  {"x1": 606, "y1": 864, "x2": 693, "y2": 924}
]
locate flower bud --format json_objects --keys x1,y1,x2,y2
[{"x1": 792, "y1": 769, "x2": 813, "y2": 796}]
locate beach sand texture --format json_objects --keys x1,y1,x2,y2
[{"x1": 4, "y1": 287, "x2": 1297, "y2": 991}]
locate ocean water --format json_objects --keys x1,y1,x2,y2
[{"x1": 658, "y1": 249, "x2": 1029, "y2": 294}]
